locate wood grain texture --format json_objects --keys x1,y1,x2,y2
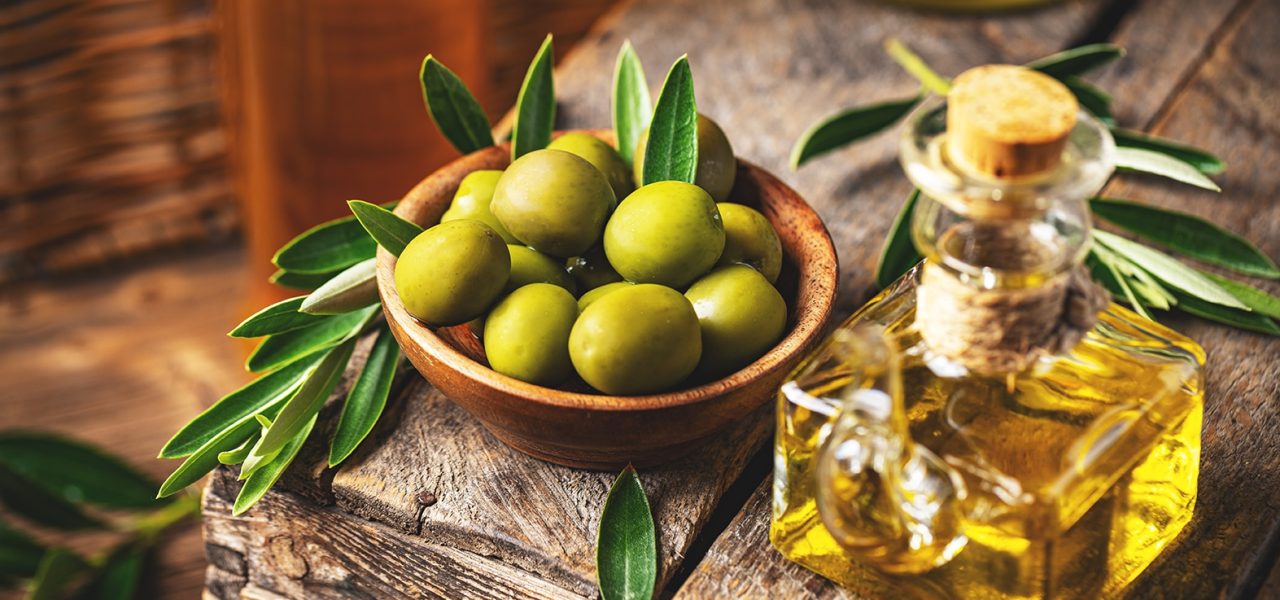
[
  {"x1": 203, "y1": 467, "x2": 593, "y2": 599},
  {"x1": 0, "y1": 0, "x2": 236, "y2": 285},
  {"x1": 1090, "y1": 0, "x2": 1242, "y2": 129},
  {"x1": 201, "y1": 387, "x2": 773, "y2": 598}
]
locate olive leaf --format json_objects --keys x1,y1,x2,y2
[
  {"x1": 0, "y1": 433, "x2": 160, "y2": 509},
  {"x1": 642, "y1": 55, "x2": 698, "y2": 185},
  {"x1": 229, "y1": 296, "x2": 323, "y2": 338},
  {"x1": 1026, "y1": 43, "x2": 1125, "y2": 79},
  {"x1": 238, "y1": 415, "x2": 281, "y2": 480},
  {"x1": 884, "y1": 38, "x2": 951, "y2": 95},
  {"x1": 817, "y1": 39, "x2": 1263, "y2": 335},
  {"x1": 1090, "y1": 197, "x2": 1280, "y2": 279},
  {"x1": 160, "y1": 351, "x2": 323, "y2": 458},
  {"x1": 1172, "y1": 290, "x2": 1280, "y2": 335},
  {"x1": 1110, "y1": 128, "x2": 1225, "y2": 175},
  {"x1": 1114, "y1": 147, "x2": 1222, "y2": 192},
  {"x1": 233, "y1": 414, "x2": 317, "y2": 516},
  {"x1": 348, "y1": 200, "x2": 424, "y2": 257},
  {"x1": 158, "y1": 399, "x2": 289, "y2": 497},
  {"x1": 245, "y1": 304, "x2": 377, "y2": 372},
  {"x1": 1090, "y1": 245, "x2": 1154, "y2": 319},
  {"x1": 1062, "y1": 77, "x2": 1113, "y2": 124},
  {"x1": 596, "y1": 465, "x2": 656, "y2": 600},
  {"x1": 1093, "y1": 230, "x2": 1246, "y2": 309},
  {"x1": 248, "y1": 339, "x2": 356, "y2": 465},
  {"x1": 27, "y1": 548, "x2": 89, "y2": 600},
  {"x1": 72, "y1": 544, "x2": 143, "y2": 600},
  {"x1": 329, "y1": 326, "x2": 400, "y2": 466},
  {"x1": 0, "y1": 466, "x2": 102, "y2": 530},
  {"x1": 613, "y1": 40, "x2": 652, "y2": 167},
  {"x1": 1202, "y1": 272, "x2": 1280, "y2": 320},
  {"x1": 217, "y1": 433, "x2": 258, "y2": 466},
  {"x1": 512, "y1": 34, "x2": 556, "y2": 161},
  {"x1": 420, "y1": 55, "x2": 495, "y2": 154},
  {"x1": 0, "y1": 517, "x2": 45, "y2": 580},
  {"x1": 1121, "y1": 258, "x2": 1176, "y2": 310},
  {"x1": 272, "y1": 214, "x2": 377, "y2": 274},
  {"x1": 301, "y1": 258, "x2": 378, "y2": 315},
  {"x1": 791, "y1": 95, "x2": 923, "y2": 170},
  {"x1": 270, "y1": 268, "x2": 342, "y2": 291},
  {"x1": 876, "y1": 189, "x2": 923, "y2": 289}
]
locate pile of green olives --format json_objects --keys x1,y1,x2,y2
[{"x1": 395, "y1": 118, "x2": 788, "y2": 395}]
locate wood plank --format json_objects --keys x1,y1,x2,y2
[
  {"x1": 201, "y1": 392, "x2": 772, "y2": 598},
  {"x1": 676, "y1": 0, "x2": 1280, "y2": 597},
  {"x1": 202, "y1": 468, "x2": 592, "y2": 599},
  {"x1": 1091, "y1": 0, "x2": 1242, "y2": 129}
]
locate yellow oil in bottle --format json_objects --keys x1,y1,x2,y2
[{"x1": 771, "y1": 272, "x2": 1203, "y2": 599}]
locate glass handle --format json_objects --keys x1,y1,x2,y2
[{"x1": 814, "y1": 326, "x2": 968, "y2": 574}]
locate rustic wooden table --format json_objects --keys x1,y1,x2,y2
[{"x1": 200, "y1": 0, "x2": 1280, "y2": 597}]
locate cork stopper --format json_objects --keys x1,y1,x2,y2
[{"x1": 946, "y1": 65, "x2": 1077, "y2": 179}]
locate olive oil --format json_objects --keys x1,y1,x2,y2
[
  {"x1": 772, "y1": 273, "x2": 1203, "y2": 598},
  {"x1": 771, "y1": 66, "x2": 1203, "y2": 598}
]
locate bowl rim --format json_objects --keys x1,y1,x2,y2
[{"x1": 376, "y1": 129, "x2": 838, "y2": 414}]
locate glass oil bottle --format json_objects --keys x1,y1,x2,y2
[{"x1": 771, "y1": 65, "x2": 1204, "y2": 599}]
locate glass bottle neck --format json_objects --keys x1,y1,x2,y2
[
  {"x1": 911, "y1": 195, "x2": 1090, "y2": 289},
  {"x1": 900, "y1": 99, "x2": 1114, "y2": 290}
]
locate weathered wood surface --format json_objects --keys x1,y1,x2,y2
[
  {"x1": 201, "y1": 378, "x2": 772, "y2": 598},
  {"x1": 198, "y1": 0, "x2": 1280, "y2": 597},
  {"x1": 667, "y1": 0, "x2": 1280, "y2": 597}
]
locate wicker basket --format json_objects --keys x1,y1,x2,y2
[{"x1": 0, "y1": 0, "x2": 235, "y2": 285}]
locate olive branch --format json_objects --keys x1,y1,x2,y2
[{"x1": 792, "y1": 39, "x2": 1279, "y2": 334}]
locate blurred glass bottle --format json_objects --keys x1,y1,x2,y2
[{"x1": 217, "y1": 0, "x2": 488, "y2": 308}]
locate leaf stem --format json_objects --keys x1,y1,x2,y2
[
  {"x1": 884, "y1": 39, "x2": 951, "y2": 96},
  {"x1": 121, "y1": 493, "x2": 200, "y2": 544}
]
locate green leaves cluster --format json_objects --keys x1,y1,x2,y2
[
  {"x1": 158, "y1": 202, "x2": 422, "y2": 515},
  {"x1": 160, "y1": 36, "x2": 697, "y2": 598},
  {"x1": 0, "y1": 432, "x2": 198, "y2": 598},
  {"x1": 796, "y1": 40, "x2": 1279, "y2": 335}
]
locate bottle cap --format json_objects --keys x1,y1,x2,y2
[{"x1": 946, "y1": 65, "x2": 1077, "y2": 179}]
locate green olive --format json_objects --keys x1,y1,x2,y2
[
  {"x1": 576, "y1": 281, "x2": 634, "y2": 312},
  {"x1": 569, "y1": 284, "x2": 701, "y2": 395},
  {"x1": 547, "y1": 133, "x2": 633, "y2": 202},
  {"x1": 492, "y1": 149, "x2": 615, "y2": 258},
  {"x1": 716, "y1": 203, "x2": 783, "y2": 282},
  {"x1": 633, "y1": 114, "x2": 736, "y2": 201},
  {"x1": 604, "y1": 181, "x2": 724, "y2": 288},
  {"x1": 440, "y1": 170, "x2": 518, "y2": 243},
  {"x1": 685, "y1": 265, "x2": 787, "y2": 378},
  {"x1": 565, "y1": 245, "x2": 623, "y2": 293},
  {"x1": 506, "y1": 245, "x2": 575, "y2": 295},
  {"x1": 484, "y1": 284, "x2": 578, "y2": 385},
  {"x1": 395, "y1": 220, "x2": 510, "y2": 326}
]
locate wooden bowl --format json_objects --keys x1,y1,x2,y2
[{"x1": 377, "y1": 130, "x2": 837, "y2": 469}]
